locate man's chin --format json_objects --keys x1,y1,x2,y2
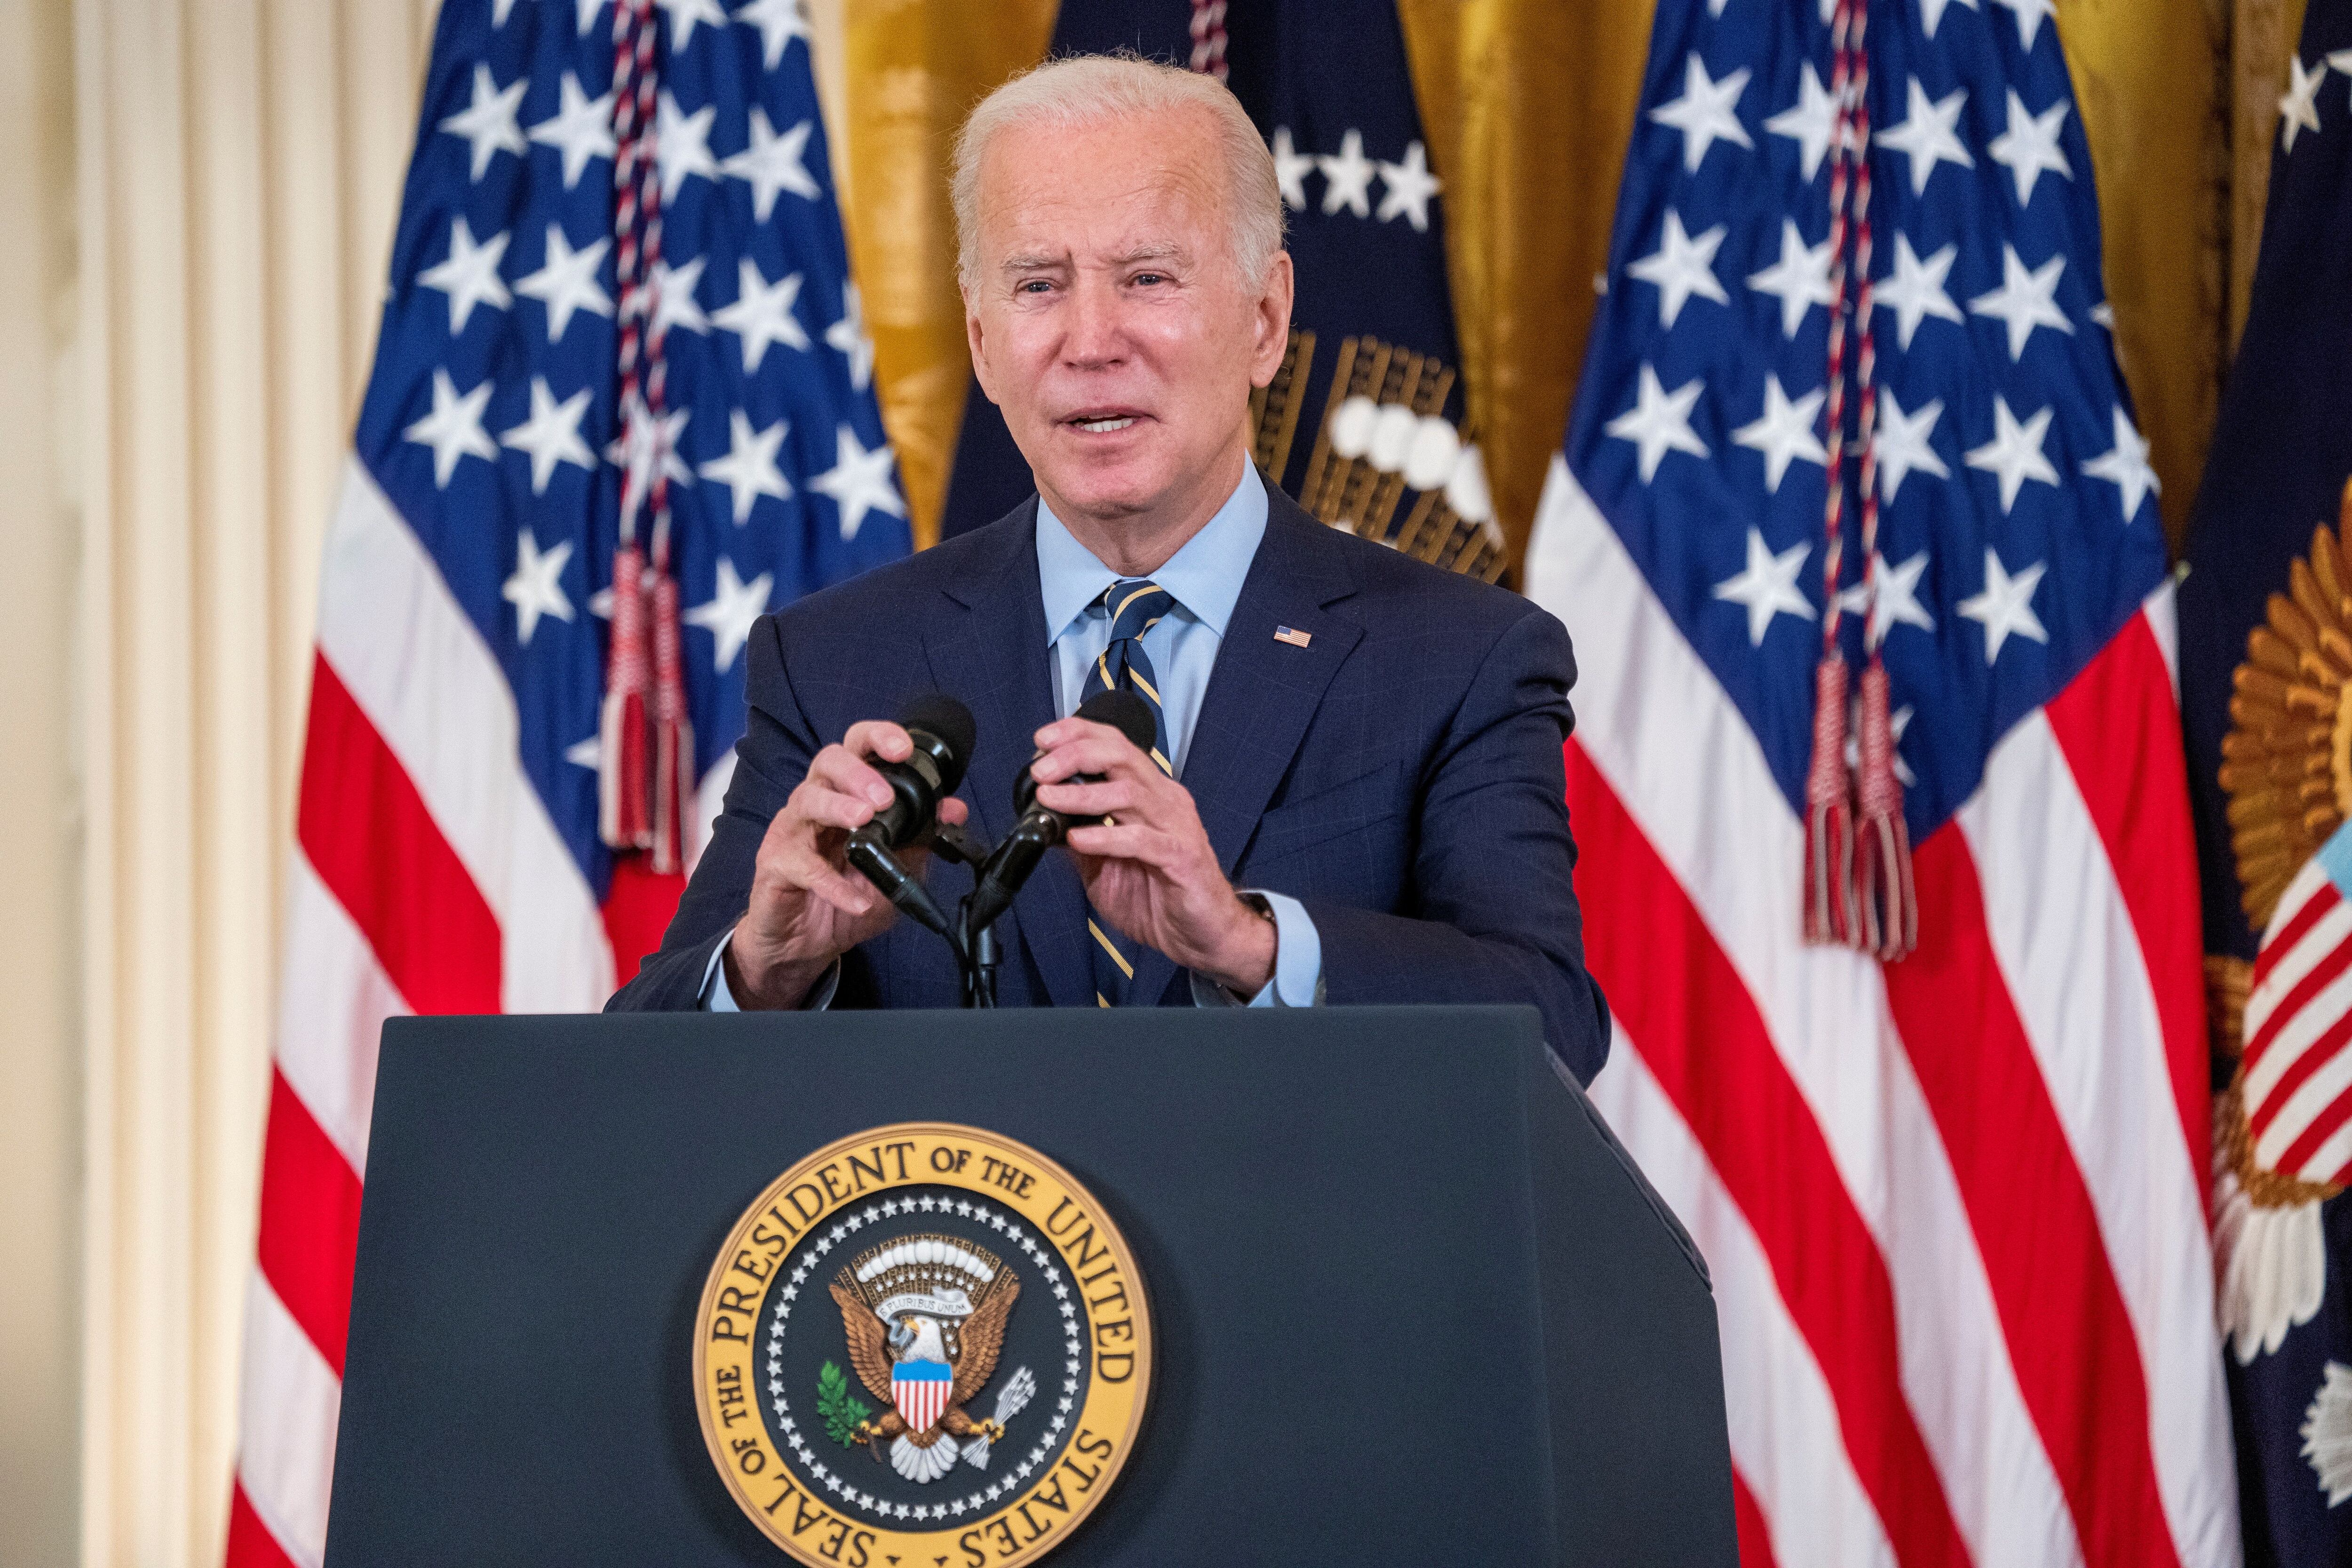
[{"x1": 1033, "y1": 456, "x2": 1178, "y2": 525}]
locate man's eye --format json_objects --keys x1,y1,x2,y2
[
  {"x1": 1017, "y1": 279, "x2": 1053, "y2": 294},
  {"x1": 1133, "y1": 272, "x2": 1166, "y2": 286}
]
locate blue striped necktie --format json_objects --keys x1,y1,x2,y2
[{"x1": 1077, "y1": 579, "x2": 1176, "y2": 1005}]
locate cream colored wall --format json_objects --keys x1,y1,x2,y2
[
  {"x1": 70, "y1": 2, "x2": 442, "y2": 1559},
  {"x1": 0, "y1": 0, "x2": 85, "y2": 1562}
]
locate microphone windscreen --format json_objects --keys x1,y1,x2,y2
[
  {"x1": 898, "y1": 692, "x2": 977, "y2": 793},
  {"x1": 1076, "y1": 688, "x2": 1158, "y2": 758}
]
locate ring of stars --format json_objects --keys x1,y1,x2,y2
[{"x1": 763, "y1": 1191, "x2": 1087, "y2": 1528}]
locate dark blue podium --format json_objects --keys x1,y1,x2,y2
[{"x1": 322, "y1": 1006, "x2": 1735, "y2": 1566}]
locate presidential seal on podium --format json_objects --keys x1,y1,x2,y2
[{"x1": 694, "y1": 1124, "x2": 1152, "y2": 1567}]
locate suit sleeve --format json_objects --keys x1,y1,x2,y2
[
  {"x1": 1301, "y1": 605, "x2": 1612, "y2": 1083},
  {"x1": 604, "y1": 613, "x2": 880, "y2": 1011}
]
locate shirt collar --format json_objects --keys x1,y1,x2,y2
[{"x1": 1035, "y1": 459, "x2": 1269, "y2": 645}]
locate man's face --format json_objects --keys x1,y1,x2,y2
[{"x1": 964, "y1": 105, "x2": 1293, "y2": 527}]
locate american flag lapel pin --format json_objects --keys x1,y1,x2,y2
[{"x1": 1274, "y1": 625, "x2": 1312, "y2": 648}]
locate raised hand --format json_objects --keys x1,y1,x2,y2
[
  {"x1": 725, "y1": 720, "x2": 971, "y2": 1008},
  {"x1": 1026, "y1": 716, "x2": 1275, "y2": 996}
]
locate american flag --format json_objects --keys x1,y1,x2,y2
[
  {"x1": 224, "y1": 1, "x2": 906, "y2": 1561},
  {"x1": 1524, "y1": 0, "x2": 2239, "y2": 1564}
]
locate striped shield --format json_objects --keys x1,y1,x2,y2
[
  {"x1": 2243, "y1": 824, "x2": 2352, "y2": 1187},
  {"x1": 891, "y1": 1358, "x2": 953, "y2": 1436}
]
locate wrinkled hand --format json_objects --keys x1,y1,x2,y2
[
  {"x1": 725, "y1": 720, "x2": 971, "y2": 1009},
  {"x1": 1029, "y1": 716, "x2": 1275, "y2": 996}
]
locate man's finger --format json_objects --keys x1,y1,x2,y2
[
  {"x1": 1029, "y1": 734, "x2": 1166, "y2": 785},
  {"x1": 809, "y1": 743, "x2": 898, "y2": 809},
  {"x1": 776, "y1": 845, "x2": 878, "y2": 916},
  {"x1": 842, "y1": 719, "x2": 914, "y2": 763},
  {"x1": 1064, "y1": 820, "x2": 1181, "y2": 868},
  {"x1": 788, "y1": 783, "x2": 879, "y2": 834},
  {"x1": 1033, "y1": 779, "x2": 1137, "y2": 819},
  {"x1": 1032, "y1": 716, "x2": 1143, "y2": 755}
]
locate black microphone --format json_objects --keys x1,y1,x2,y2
[
  {"x1": 965, "y1": 688, "x2": 1157, "y2": 935},
  {"x1": 845, "y1": 693, "x2": 976, "y2": 942}
]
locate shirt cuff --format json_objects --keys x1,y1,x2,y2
[
  {"x1": 1189, "y1": 891, "x2": 1323, "y2": 1008},
  {"x1": 699, "y1": 927, "x2": 839, "y2": 1011}
]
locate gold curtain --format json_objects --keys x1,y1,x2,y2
[
  {"x1": 837, "y1": 0, "x2": 2248, "y2": 561},
  {"x1": 2052, "y1": 0, "x2": 2229, "y2": 552},
  {"x1": 835, "y1": 0, "x2": 1060, "y2": 548},
  {"x1": 2228, "y1": 0, "x2": 2308, "y2": 346},
  {"x1": 1395, "y1": 0, "x2": 1657, "y2": 570}
]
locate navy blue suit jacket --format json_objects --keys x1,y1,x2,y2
[{"x1": 606, "y1": 484, "x2": 1612, "y2": 1083}]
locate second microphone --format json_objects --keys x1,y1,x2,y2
[{"x1": 964, "y1": 688, "x2": 1158, "y2": 936}]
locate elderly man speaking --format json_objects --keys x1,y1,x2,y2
[{"x1": 607, "y1": 54, "x2": 1609, "y2": 1083}]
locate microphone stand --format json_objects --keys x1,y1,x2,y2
[
  {"x1": 945, "y1": 691, "x2": 1148, "y2": 1007},
  {"x1": 917, "y1": 821, "x2": 1000, "y2": 1009},
  {"x1": 852, "y1": 690, "x2": 1147, "y2": 1010},
  {"x1": 849, "y1": 812, "x2": 1028, "y2": 1010},
  {"x1": 960, "y1": 902, "x2": 1000, "y2": 1009}
]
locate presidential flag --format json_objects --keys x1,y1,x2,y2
[
  {"x1": 1524, "y1": 0, "x2": 2238, "y2": 1563},
  {"x1": 2179, "y1": 0, "x2": 2352, "y2": 1558},
  {"x1": 224, "y1": 2, "x2": 906, "y2": 1561},
  {"x1": 940, "y1": 0, "x2": 1502, "y2": 580}
]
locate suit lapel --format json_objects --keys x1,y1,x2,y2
[
  {"x1": 1127, "y1": 490, "x2": 1363, "y2": 1004},
  {"x1": 922, "y1": 505, "x2": 1094, "y2": 1010},
  {"x1": 928, "y1": 488, "x2": 1362, "y2": 1009}
]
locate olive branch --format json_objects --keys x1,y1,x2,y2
[{"x1": 816, "y1": 1360, "x2": 871, "y2": 1447}]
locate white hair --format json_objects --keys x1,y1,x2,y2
[{"x1": 952, "y1": 53, "x2": 1285, "y2": 292}]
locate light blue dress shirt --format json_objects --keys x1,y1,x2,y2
[{"x1": 706, "y1": 458, "x2": 1322, "y2": 1009}]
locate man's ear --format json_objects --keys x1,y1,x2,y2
[
  {"x1": 963, "y1": 288, "x2": 1000, "y2": 407},
  {"x1": 1248, "y1": 251, "x2": 1296, "y2": 390}
]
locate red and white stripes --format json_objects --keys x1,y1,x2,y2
[
  {"x1": 2240, "y1": 855, "x2": 2352, "y2": 1185},
  {"x1": 1529, "y1": 456, "x2": 2239, "y2": 1568},
  {"x1": 226, "y1": 463, "x2": 618, "y2": 1568}
]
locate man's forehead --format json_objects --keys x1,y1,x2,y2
[
  {"x1": 977, "y1": 110, "x2": 1226, "y2": 257},
  {"x1": 996, "y1": 234, "x2": 1196, "y2": 271}
]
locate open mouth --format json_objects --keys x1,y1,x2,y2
[{"x1": 1065, "y1": 412, "x2": 1142, "y2": 434}]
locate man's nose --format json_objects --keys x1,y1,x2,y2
[{"x1": 1059, "y1": 275, "x2": 1127, "y2": 368}]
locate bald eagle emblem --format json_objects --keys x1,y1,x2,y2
[
  {"x1": 827, "y1": 1231, "x2": 1036, "y2": 1483},
  {"x1": 2213, "y1": 511, "x2": 2352, "y2": 1369}
]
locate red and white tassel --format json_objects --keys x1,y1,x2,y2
[
  {"x1": 1851, "y1": 658, "x2": 1917, "y2": 960},
  {"x1": 1803, "y1": 653, "x2": 1857, "y2": 947},
  {"x1": 599, "y1": 544, "x2": 653, "y2": 851},
  {"x1": 649, "y1": 565, "x2": 696, "y2": 874},
  {"x1": 1188, "y1": 0, "x2": 1228, "y2": 80},
  {"x1": 599, "y1": 0, "x2": 670, "y2": 861}
]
